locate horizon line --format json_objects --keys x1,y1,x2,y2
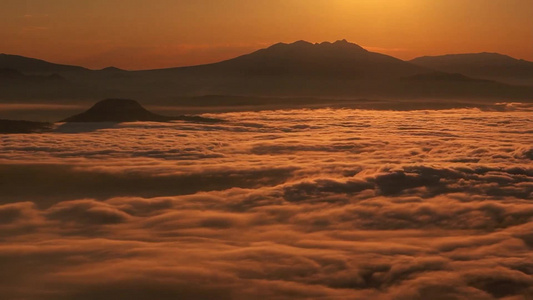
[{"x1": 1, "y1": 40, "x2": 527, "y2": 72}]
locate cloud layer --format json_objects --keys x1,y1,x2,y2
[{"x1": 0, "y1": 107, "x2": 532, "y2": 299}]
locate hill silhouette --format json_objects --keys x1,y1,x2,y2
[
  {"x1": 411, "y1": 53, "x2": 533, "y2": 84},
  {"x1": 1, "y1": 41, "x2": 532, "y2": 103},
  {"x1": 133, "y1": 41, "x2": 533, "y2": 100},
  {"x1": 62, "y1": 99, "x2": 222, "y2": 123},
  {"x1": 0, "y1": 53, "x2": 88, "y2": 75},
  {"x1": 100, "y1": 66, "x2": 124, "y2": 72}
]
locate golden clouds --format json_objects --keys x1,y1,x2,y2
[{"x1": 0, "y1": 106, "x2": 532, "y2": 299}]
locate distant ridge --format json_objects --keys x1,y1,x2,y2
[
  {"x1": 0, "y1": 53, "x2": 88, "y2": 74},
  {"x1": 411, "y1": 53, "x2": 533, "y2": 80}
]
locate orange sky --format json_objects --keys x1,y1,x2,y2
[{"x1": 1, "y1": 0, "x2": 532, "y2": 70}]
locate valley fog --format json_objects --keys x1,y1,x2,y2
[{"x1": 0, "y1": 106, "x2": 532, "y2": 299}]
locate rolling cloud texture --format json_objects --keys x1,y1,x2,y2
[{"x1": 0, "y1": 106, "x2": 532, "y2": 299}]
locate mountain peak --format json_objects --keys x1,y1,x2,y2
[
  {"x1": 268, "y1": 40, "x2": 313, "y2": 50},
  {"x1": 331, "y1": 39, "x2": 367, "y2": 51},
  {"x1": 333, "y1": 39, "x2": 349, "y2": 44},
  {"x1": 211, "y1": 39, "x2": 423, "y2": 79},
  {"x1": 268, "y1": 40, "x2": 366, "y2": 50},
  {"x1": 100, "y1": 66, "x2": 124, "y2": 72},
  {"x1": 293, "y1": 40, "x2": 313, "y2": 46}
]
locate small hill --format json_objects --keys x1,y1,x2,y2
[
  {"x1": 61, "y1": 99, "x2": 222, "y2": 123},
  {"x1": 61, "y1": 99, "x2": 171, "y2": 122},
  {"x1": 0, "y1": 119, "x2": 53, "y2": 133}
]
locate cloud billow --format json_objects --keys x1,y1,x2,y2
[{"x1": 0, "y1": 107, "x2": 532, "y2": 299}]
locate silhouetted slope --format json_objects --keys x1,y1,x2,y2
[
  {"x1": 0, "y1": 53, "x2": 88, "y2": 75},
  {"x1": 135, "y1": 40, "x2": 532, "y2": 100},
  {"x1": 100, "y1": 66, "x2": 124, "y2": 72},
  {"x1": 62, "y1": 99, "x2": 222, "y2": 123},
  {"x1": 62, "y1": 99, "x2": 171, "y2": 122},
  {"x1": 160, "y1": 40, "x2": 428, "y2": 79},
  {"x1": 0, "y1": 119, "x2": 52, "y2": 133},
  {"x1": 1, "y1": 42, "x2": 532, "y2": 103},
  {"x1": 399, "y1": 71, "x2": 532, "y2": 99},
  {"x1": 411, "y1": 53, "x2": 533, "y2": 80}
]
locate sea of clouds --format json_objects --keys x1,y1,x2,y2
[{"x1": 0, "y1": 107, "x2": 532, "y2": 299}]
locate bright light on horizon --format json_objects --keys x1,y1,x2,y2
[{"x1": 1, "y1": 0, "x2": 531, "y2": 69}]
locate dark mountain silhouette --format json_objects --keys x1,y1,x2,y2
[
  {"x1": 0, "y1": 119, "x2": 52, "y2": 133},
  {"x1": 0, "y1": 53, "x2": 88, "y2": 75},
  {"x1": 1, "y1": 41, "x2": 532, "y2": 104},
  {"x1": 100, "y1": 66, "x2": 124, "y2": 72},
  {"x1": 411, "y1": 53, "x2": 533, "y2": 83},
  {"x1": 133, "y1": 41, "x2": 532, "y2": 100},
  {"x1": 97, "y1": 66, "x2": 128, "y2": 75},
  {"x1": 61, "y1": 99, "x2": 222, "y2": 123},
  {"x1": 398, "y1": 70, "x2": 529, "y2": 99},
  {"x1": 154, "y1": 40, "x2": 427, "y2": 79},
  {"x1": 62, "y1": 99, "x2": 170, "y2": 122}
]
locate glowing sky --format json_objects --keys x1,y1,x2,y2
[{"x1": 1, "y1": 0, "x2": 532, "y2": 69}]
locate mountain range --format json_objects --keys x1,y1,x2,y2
[
  {"x1": 155, "y1": 40, "x2": 426, "y2": 79},
  {"x1": 1, "y1": 40, "x2": 532, "y2": 105}
]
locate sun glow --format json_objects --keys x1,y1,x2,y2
[{"x1": 1, "y1": 0, "x2": 531, "y2": 69}]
